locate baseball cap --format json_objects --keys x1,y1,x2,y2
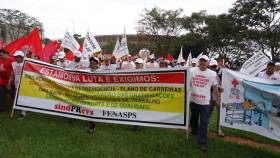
[
  {"x1": 57, "y1": 51, "x2": 66, "y2": 59},
  {"x1": 13, "y1": 51, "x2": 25, "y2": 57},
  {"x1": 135, "y1": 58, "x2": 144, "y2": 64},
  {"x1": 199, "y1": 55, "x2": 210, "y2": 61}
]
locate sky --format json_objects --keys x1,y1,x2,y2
[{"x1": 1, "y1": 0, "x2": 236, "y2": 39}]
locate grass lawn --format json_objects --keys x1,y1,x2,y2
[{"x1": 0, "y1": 109, "x2": 279, "y2": 158}]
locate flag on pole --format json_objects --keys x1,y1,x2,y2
[
  {"x1": 112, "y1": 37, "x2": 120, "y2": 58},
  {"x1": 113, "y1": 28, "x2": 129, "y2": 59},
  {"x1": 40, "y1": 40, "x2": 60, "y2": 62},
  {"x1": 239, "y1": 52, "x2": 270, "y2": 76},
  {"x1": 4, "y1": 27, "x2": 42, "y2": 57},
  {"x1": 82, "y1": 29, "x2": 102, "y2": 60},
  {"x1": 167, "y1": 52, "x2": 173, "y2": 62},
  {"x1": 186, "y1": 52, "x2": 193, "y2": 67},
  {"x1": 177, "y1": 46, "x2": 185, "y2": 63},
  {"x1": 61, "y1": 31, "x2": 79, "y2": 52}
]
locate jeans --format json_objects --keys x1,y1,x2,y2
[
  {"x1": 0, "y1": 85, "x2": 7, "y2": 112},
  {"x1": 190, "y1": 102, "x2": 211, "y2": 146}
]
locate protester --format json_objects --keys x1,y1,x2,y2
[
  {"x1": 100, "y1": 55, "x2": 115, "y2": 71},
  {"x1": 50, "y1": 55, "x2": 58, "y2": 65},
  {"x1": 275, "y1": 62, "x2": 280, "y2": 74},
  {"x1": 121, "y1": 55, "x2": 134, "y2": 70},
  {"x1": 208, "y1": 60, "x2": 224, "y2": 136},
  {"x1": 0, "y1": 49, "x2": 12, "y2": 112},
  {"x1": 145, "y1": 54, "x2": 159, "y2": 69},
  {"x1": 191, "y1": 58, "x2": 198, "y2": 67},
  {"x1": 132, "y1": 58, "x2": 144, "y2": 131},
  {"x1": 190, "y1": 55, "x2": 220, "y2": 152},
  {"x1": 66, "y1": 51, "x2": 89, "y2": 70},
  {"x1": 258, "y1": 62, "x2": 280, "y2": 80},
  {"x1": 56, "y1": 51, "x2": 69, "y2": 68},
  {"x1": 159, "y1": 60, "x2": 168, "y2": 68},
  {"x1": 7, "y1": 51, "x2": 26, "y2": 118},
  {"x1": 87, "y1": 56, "x2": 100, "y2": 134}
]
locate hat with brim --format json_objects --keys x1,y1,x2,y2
[{"x1": 13, "y1": 51, "x2": 25, "y2": 57}]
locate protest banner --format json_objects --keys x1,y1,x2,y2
[
  {"x1": 13, "y1": 58, "x2": 190, "y2": 129},
  {"x1": 220, "y1": 69, "x2": 280, "y2": 141},
  {"x1": 239, "y1": 52, "x2": 270, "y2": 76}
]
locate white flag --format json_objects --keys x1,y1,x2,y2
[
  {"x1": 113, "y1": 29, "x2": 129, "y2": 59},
  {"x1": 113, "y1": 37, "x2": 120, "y2": 58},
  {"x1": 177, "y1": 46, "x2": 185, "y2": 63},
  {"x1": 82, "y1": 29, "x2": 102, "y2": 60},
  {"x1": 61, "y1": 31, "x2": 80, "y2": 52},
  {"x1": 186, "y1": 52, "x2": 193, "y2": 67},
  {"x1": 239, "y1": 52, "x2": 270, "y2": 76}
]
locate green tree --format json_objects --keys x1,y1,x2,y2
[
  {"x1": 229, "y1": 0, "x2": 280, "y2": 60},
  {"x1": 0, "y1": 9, "x2": 44, "y2": 43},
  {"x1": 137, "y1": 7, "x2": 183, "y2": 56}
]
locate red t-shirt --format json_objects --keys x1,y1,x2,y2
[{"x1": 0, "y1": 57, "x2": 13, "y2": 86}]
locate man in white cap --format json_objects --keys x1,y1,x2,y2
[
  {"x1": 56, "y1": 51, "x2": 70, "y2": 68},
  {"x1": 135, "y1": 58, "x2": 144, "y2": 69},
  {"x1": 275, "y1": 62, "x2": 280, "y2": 74},
  {"x1": 100, "y1": 55, "x2": 116, "y2": 71},
  {"x1": 145, "y1": 54, "x2": 158, "y2": 69},
  {"x1": 66, "y1": 51, "x2": 89, "y2": 70},
  {"x1": 191, "y1": 58, "x2": 198, "y2": 67},
  {"x1": 7, "y1": 51, "x2": 26, "y2": 118},
  {"x1": 121, "y1": 55, "x2": 135, "y2": 70},
  {"x1": 190, "y1": 55, "x2": 220, "y2": 152}
]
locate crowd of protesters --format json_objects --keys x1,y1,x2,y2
[{"x1": 1, "y1": 48, "x2": 280, "y2": 152}]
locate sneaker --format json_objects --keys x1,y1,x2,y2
[
  {"x1": 218, "y1": 131, "x2": 224, "y2": 137},
  {"x1": 87, "y1": 127, "x2": 96, "y2": 134},
  {"x1": 199, "y1": 145, "x2": 208, "y2": 152}
]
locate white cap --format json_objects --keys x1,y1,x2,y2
[
  {"x1": 209, "y1": 60, "x2": 218, "y2": 66},
  {"x1": 191, "y1": 58, "x2": 197, "y2": 64},
  {"x1": 135, "y1": 58, "x2": 144, "y2": 64},
  {"x1": 275, "y1": 62, "x2": 280, "y2": 66},
  {"x1": 180, "y1": 59, "x2": 186, "y2": 63},
  {"x1": 57, "y1": 51, "x2": 66, "y2": 59},
  {"x1": 13, "y1": 51, "x2": 25, "y2": 57},
  {"x1": 164, "y1": 59, "x2": 170, "y2": 64},
  {"x1": 73, "y1": 51, "x2": 82, "y2": 58},
  {"x1": 198, "y1": 55, "x2": 210, "y2": 61},
  {"x1": 149, "y1": 54, "x2": 155, "y2": 59}
]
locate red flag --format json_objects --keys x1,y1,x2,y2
[
  {"x1": 24, "y1": 27, "x2": 43, "y2": 58},
  {"x1": 3, "y1": 28, "x2": 42, "y2": 57},
  {"x1": 66, "y1": 51, "x2": 74, "y2": 61},
  {"x1": 79, "y1": 44, "x2": 83, "y2": 52},
  {"x1": 40, "y1": 40, "x2": 60, "y2": 62},
  {"x1": 3, "y1": 36, "x2": 27, "y2": 55},
  {"x1": 0, "y1": 40, "x2": 4, "y2": 49},
  {"x1": 167, "y1": 52, "x2": 173, "y2": 62}
]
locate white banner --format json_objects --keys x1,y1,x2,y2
[
  {"x1": 239, "y1": 52, "x2": 270, "y2": 76},
  {"x1": 61, "y1": 31, "x2": 80, "y2": 52},
  {"x1": 220, "y1": 69, "x2": 280, "y2": 141},
  {"x1": 13, "y1": 59, "x2": 190, "y2": 129}
]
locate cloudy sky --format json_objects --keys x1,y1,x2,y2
[{"x1": 1, "y1": 0, "x2": 236, "y2": 39}]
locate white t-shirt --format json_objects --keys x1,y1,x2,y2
[
  {"x1": 190, "y1": 67, "x2": 219, "y2": 105},
  {"x1": 121, "y1": 61, "x2": 134, "y2": 70},
  {"x1": 145, "y1": 62, "x2": 159, "y2": 69},
  {"x1": 100, "y1": 64, "x2": 117, "y2": 71},
  {"x1": 56, "y1": 60, "x2": 70, "y2": 68},
  {"x1": 12, "y1": 61, "x2": 23, "y2": 88},
  {"x1": 66, "y1": 60, "x2": 89, "y2": 70},
  {"x1": 258, "y1": 71, "x2": 280, "y2": 80}
]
